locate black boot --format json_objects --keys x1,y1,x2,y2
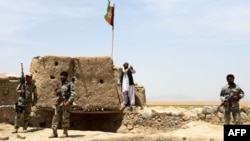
[
  {"x1": 48, "y1": 129, "x2": 58, "y2": 138},
  {"x1": 60, "y1": 128, "x2": 68, "y2": 138}
]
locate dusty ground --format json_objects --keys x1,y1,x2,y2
[
  {"x1": 0, "y1": 104, "x2": 230, "y2": 141},
  {"x1": 0, "y1": 121, "x2": 223, "y2": 141},
  {"x1": 147, "y1": 101, "x2": 250, "y2": 106}
]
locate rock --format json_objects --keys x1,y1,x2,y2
[{"x1": 0, "y1": 136, "x2": 9, "y2": 140}]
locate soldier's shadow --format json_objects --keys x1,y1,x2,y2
[
  {"x1": 26, "y1": 127, "x2": 45, "y2": 132},
  {"x1": 68, "y1": 134, "x2": 85, "y2": 138}
]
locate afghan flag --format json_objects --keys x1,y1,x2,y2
[{"x1": 104, "y1": 0, "x2": 114, "y2": 26}]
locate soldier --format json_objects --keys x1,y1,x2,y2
[
  {"x1": 12, "y1": 72, "x2": 38, "y2": 133},
  {"x1": 118, "y1": 62, "x2": 136, "y2": 111},
  {"x1": 49, "y1": 71, "x2": 76, "y2": 138},
  {"x1": 220, "y1": 74, "x2": 244, "y2": 125}
]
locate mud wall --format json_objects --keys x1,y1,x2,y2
[
  {"x1": 30, "y1": 55, "x2": 146, "y2": 111},
  {"x1": 0, "y1": 55, "x2": 146, "y2": 131},
  {"x1": 0, "y1": 74, "x2": 19, "y2": 106}
]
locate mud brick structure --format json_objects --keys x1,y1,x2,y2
[
  {"x1": 30, "y1": 55, "x2": 146, "y2": 111},
  {"x1": 0, "y1": 55, "x2": 146, "y2": 131}
]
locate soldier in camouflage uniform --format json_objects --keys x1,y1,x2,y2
[
  {"x1": 49, "y1": 71, "x2": 76, "y2": 138},
  {"x1": 220, "y1": 74, "x2": 244, "y2": 125},
  {"x1": 12, "y1": 72, "x2": 38, "y2": 133}
]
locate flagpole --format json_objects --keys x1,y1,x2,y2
[
  {"x1": 111, "y1": 26, "x2": 114, "y2": 60},
  {"x1": 111, "y1": 3, "x2": 115, "y2": 60}
]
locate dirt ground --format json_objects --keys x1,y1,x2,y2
[
  {"x1": 147, "y1": 101, "x2": 250, "y2": 106},
  {"x1": 0, "y1": 103, "x2": 230, "y2": 141},
  {"x1": 0, "y1": 121, "x2": 223, "y2": 141}
]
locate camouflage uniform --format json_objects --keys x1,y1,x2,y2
[
  {"x1": 51, "y1": 80, "x2": 75, "y2": 132},
  {"x1": 220, "y1": 84, "x2": 244, "y2": 125},
  {"x1": 14, "y1": 81, "x2": 38, "y2": 130}
]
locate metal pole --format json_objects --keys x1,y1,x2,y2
[{"x1": 111, "y1": 4, "x2": 115, "y2": 60}]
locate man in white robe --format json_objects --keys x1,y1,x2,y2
[{"x1": 118, "y1": 62, "x2": 136, "y2": 110}]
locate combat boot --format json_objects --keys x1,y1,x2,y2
[
  {"x1": 48, "y1": 129, "x2": 58, "y2": 138},
  {"x1": 60, "y1": 129, "x2": 69, "y2": 138},
  {"x1": 11, "y1": 128, "x2": 18, "y2": 134},
  {"x1": 22, "y1": 127, "x2": 28, "y2": 133}
]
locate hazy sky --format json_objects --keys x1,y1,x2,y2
[{"x1": 1, "y1": 0, "x2": 250, "y2": 102}]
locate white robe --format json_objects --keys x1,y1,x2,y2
[{"x1": 120, "y1": 69, "x2": 136, "y2": 106}]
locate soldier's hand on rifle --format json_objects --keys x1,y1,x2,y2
[
  {"x1": 64, "y1": 101, "x2": 70, "y2": 107},
  {"x1": 56, "y1": 88, "x2": 61, "y2": 95},
  {"x1": 233, "y1": 95, "x2": 239, "y2": 101},
  {"x1": 223, "y1": 101, "x2": 230, "y2": 106},
  {"x1": 20, "y1": 89, "x2": 25, "y2": 94}
]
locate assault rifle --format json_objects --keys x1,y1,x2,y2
[
  {"x1": 15, "y1": 63, "x2": 26, "y2": 113},
  {"x1": 20, "y1": 63, "x2": 26, "y2": 98},
  {"x1": 55, "y1": 83, "x2": 66, "y2": 103},
  {"x1": 217, "y1": 89, "x2": 242, "y2": 111}
]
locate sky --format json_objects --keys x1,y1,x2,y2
[{"x1": 1, "y1": 0, "x2": 250, "y2": 102}]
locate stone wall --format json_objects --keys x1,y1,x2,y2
[
  {"x1": 1, "y1": 104, "x2": 250, "y2": 132},
  {"x1": 117, "y1": 105, "x2": 250, "y2": 133}
]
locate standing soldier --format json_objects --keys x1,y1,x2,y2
[
  {"x1": 49, "y1": 71, "x2": 76, "y2": 138},
  {"x1": 12, "y1": 72, "x2": 38, "y2": 133},
  {"x1": 220, "y1": 74, "x2": 244, "y2": 125}
]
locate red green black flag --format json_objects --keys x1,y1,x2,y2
[{"x1": 104, "y1": 0, "x2": 114, "y2": 26}]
